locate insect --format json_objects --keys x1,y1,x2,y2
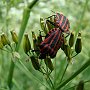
[
  {"x1": 46, "y1": 13, "x2": 70, "y2": 34},
  {"x1": 39, "y1": 28, "x2": 64, "y2": 59}
]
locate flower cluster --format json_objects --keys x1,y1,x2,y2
[
  {"x1": 0, "y1": 31, "x2": 18, "y2": 50},
  {"x1": 23, "y1": 12, "x2": 82, "y2": 74}
]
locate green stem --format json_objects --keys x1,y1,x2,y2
[
  {"x1": 7, "y1": 58, "x2": 15, "y2": 89},
  {"x1": 56, "y1": 58, "x2": 90, "y2": 90},
  {"x1": 46, "y1": 78, "x2": 52, "y2": 89},
  {"x1": 54, "y1": 57, "x2": 56, "y2": 87},
  {"x1": 12, "y1": 78, "x2": 21, "y2": 90},
  {"x1": 75, "y1": 0, "x2": 88, "y2": 38},
  {"x1": 48, "y1": 77, "x2": 54, "y2": 89},
  {"x1": 71, "y1": 53, "x2": 78, "y2": 58},
  {"x1": 66, "y1": 80, "x2": 90, "y2": 90},
  {"x1": 55, "y1": 58, "x2": 66, "y2": 84},
  {"x1": 59, "y1": 62, "x2": 69, "y2": 84},
  {"x1": 17, "y1": 59, "x2": 49, "y2": 89},
  {"x1": 46, "y1": 63, "x2": 54, "y2": 89},
  {"x1": 7, "y1": 0, "x2": 39, "y2": 89}
]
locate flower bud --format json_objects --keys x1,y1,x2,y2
[
  {"x1": 76, "y1": 80, "x2": 84, "y2": 90},
  {"x1": 1, "y1": 33, "x2": 10, "y2": 46},
  {"x1": 32, "y1": 31, "x2": 38, "y2": 51},
  {"x1": 0, "y1": 39, "x2": 3, "y2": 49},
  {"x1": 30, "y1": 56, "x2": 40, "y2": 70},
  {"x1": 40, "y1": 17, "x2": 48, "y2": 34},
  {"x1": 78, "y1": 32, "x2": 81, "y2": 37},
  {"x1": 10, "y1": 31, "x2": 18, "y2": 44},
  {"x1": 44, "y1": 58, "x2": 54, "y2": 71},
  {"x1": 23, "y1": 34, "x2": 31, "y2": 54},
  {"x1": 50, "y1": 15, "x2": 55, "y2": 22},
  {"x1": 32, "y1": 31, "x2": 36, "y2": 40},
  {"x1": 69, "y1": 32, "x2": 74, "y2": 47},
  {"x1": 37, "y1": 32, "x2": 42, "y2": 45},
  {"x1": 75, "y1": 33, "x2": 82, "y2": 54},
  {"x1": 64, "y1": 43, "x2": 71, "y2": 60},
  {"x1": 37, "y1": 35, "x2": 42, "y2": 45},
  {"x1": 33, "y1": 39, "x2": 38, "y2": 50},
  {"x1": 61, "y1": 38, "x2": 67, "y2": 51}
]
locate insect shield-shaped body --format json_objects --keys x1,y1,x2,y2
[
  {"x1": 39, "y1": 28, "x2": 64, "y2": 59},
  {"x1": 46, "y1": 13, "x2": 70, "y2": 34}
]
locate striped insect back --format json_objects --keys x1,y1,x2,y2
[
  {"x1": 54, "y1": 13, "x2": 70, "y2": 33},
  {"x1": 39, "y1": 28, "x2": 64, "y2": 59},
  {"x1": 39, "y1": 12, "x2": 70, "y2": 59},
  {"x1": 46, "y1": 12, "x2": 70, "y2": 34}
]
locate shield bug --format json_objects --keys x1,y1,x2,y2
[
  {"x1": 46, "y1": 12, "x2": 70, "y2": 34},
  {"x1": 39, "y1": 28, "x2": 64, "y2": 59}
]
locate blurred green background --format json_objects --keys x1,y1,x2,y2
[{"x1": 0, "y1": 0, "x2": 90, "y2": 90}]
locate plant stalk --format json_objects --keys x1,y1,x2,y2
[
  {"x1": 75, "y1": 0, "x2": 88, "y2": 38},
  {"x1": 59, "y1": 62, "x2": 69, "y2": 84},
  {"x1": 7, "y1": 0, "x2": 39, "y2": 89},
  {"x1": 56, "y1": 59, "x2": 90, "y2": 90}
]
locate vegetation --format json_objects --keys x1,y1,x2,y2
[{"x1": 0, "y1": 0, "x2": 90, "y2": 90}]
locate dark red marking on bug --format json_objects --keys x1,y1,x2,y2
[
  {"x1": 49, "y1": 30, "x2": 64, "y2": 58},
  {"x1": 54, "y1": 13, "x2": 70, "y2": 33},
  {"x1": 39, "y1": 28, "x2": 64, "y2": 59},
  {"x1": 46, "y1": 13, "x2": 70, "y2": 34}
]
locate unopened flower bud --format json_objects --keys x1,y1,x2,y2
[
  {"x1": 1, "y1": 33, "x2": 10, "y2": 46},
  {"x1": 76, "y1": 80, "x2": 84, "y2": 90},
  {"x1": 32, "y1": 31, "x2": 38, "y2": 51},
  {"x1": 10, "y1": 31, "x2": 18, "y2": 44},
  {"x1": 37, "y1": 35, "x2": 42, "y2": 45},
  {"x1": 64, "y1": 43, "x2": 71, "y2": 58},
  {"x1": 32, "y1": 31, "x2": 36, "y2": 40},
  {"x1": 44, "y1": 58, "x2": 54, "y2": 71},
  {"x1": 75, "y1": 33, "x2": 82, "y2": 54},
  {"x1": 33, "y1": 39, "x2": 38, "y2": 50},
  {"x1": 23, "y1": 34, "x2": 31, "y2": 54},
  {"x1": 0, "y1": 39, "x2": 3, "y2": 49},
  {"x1": 40, "y1": 17, "x2": 48, "y2": 34},
  {"x1": 78, "y1": 32, "x2": 81, "y2": 37},
  {"x1": 30, "y1": 56, "x2": 40, "y2": 70},
  {"x1": 61, "y1": 38, "x2": 67, "y2": 51},
  {"x1": 69, "y1": 32, "x2": 74, "y2": 47},
  {"x1": 37, "y1": 32, "x2": 42, "y2": 45},
  {"x1": 50, "y1": 15, "x2": 55, "y2": 22}
]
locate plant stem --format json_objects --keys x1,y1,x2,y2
[
  {"x1": 46, "y1": 63, "x2": 54, "y2": 89},
  {"x1": 7, "y1": 0, "x2": 39, "y2": 89},
  {"x1": 59, "y1": 62, "x2": 69, "y2": 84},
  {"x1": 17, "y1": 59, "x2": 50, "y2": 89},
  {"x1": 7, "y1": 58, "x2": 15, "y2": 89},
  {"x1": 54, "y1": 57, "x2": 56, "y2": 88},
  {"x1": 55, "y1": 58, "x2": 66, "y2": 83},
  {"x1": 71, "y1": 53, "x2": 78, "y2": 58},
  {"x1": 75, "y1": 0, "x2": 88, "y2": 38},
  {"x1": 49, "y1": 77, "x2": 54, "y2": 89},
  {"x1": 66, "y1": 80, "x2": 90, "y2": 90},
  {"x1": 56, "y1": 58, "x2": 90, "y2": 90}
]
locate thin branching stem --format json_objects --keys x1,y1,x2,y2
[
  {"x1": 71, "y1": 53, "x2": 78, "y2": 58},
  {"x1": 48, "y1": 76, "x2": 54, "y2": 89},
  {"x1": 59, "y1": 61, "x2": 69, "y2": 84},
  {"x1": 65, "y1": 80, "x2": 90, "y2": 90},
  {"x1": 54, "y1": 57, "x2": 56, "y2": 86},
  {"x1": 56, "y1": 0, "x2": 89, "y2": 89},
  {"x1": 56, "y1": 58, "x2": 90, "y2": 90},
  {"x1": 75, "y1": 0, "x2": 89, "y2": 38},
  {"x1": 7, "y1": 0, "x2": 39, "y2": 89},
  {"x1": 46, "y1": 63, "x2": 54, "y2": 89}
]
